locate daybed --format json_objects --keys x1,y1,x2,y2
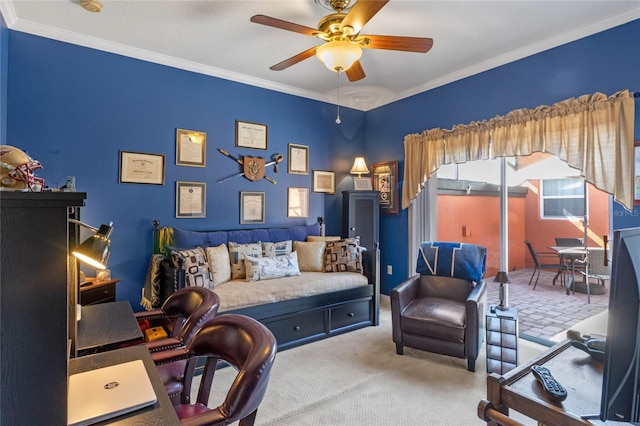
[{"x1": 143, "y1": 220, "x2": 380, "y2": 350}]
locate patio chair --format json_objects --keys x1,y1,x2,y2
[{"x1": 525, "y1": 240, "x2": 566, "y2": 290}]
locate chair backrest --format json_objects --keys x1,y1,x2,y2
[
  {"x1": 177, "y1": 314, "x2": 277, "y2": 425},
  {"x1": 161, "y1": 287, "x2": 220, "y2": 342},
  {"x1": 555, "y1": 237, "x2": 583, "y2": 247},
  {"x1": 418, "y1": 275, "x2": 474, "y2": 302},
  {"x1": 524, "y1": 240, "x2": 541, "y2": 267},
  {"x1": 588, "y1": 247, "x2": 610, "y2": 276}
]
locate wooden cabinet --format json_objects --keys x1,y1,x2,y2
[
  {"x1": 0, "y1": 192, "x2": 86, "y2": 425},
  {"x1": 342, "y1": 190, "x2": 380, "y2": 253}
]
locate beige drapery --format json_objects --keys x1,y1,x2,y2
[{"x1": 402, "y1": 90, "x2": 636, "y2": 211}]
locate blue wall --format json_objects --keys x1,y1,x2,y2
[
  {"x1": 366, "y1": 19, "x2": 640, "y2": 295},
  {"x1": 1, "y1": 14, "x2": 7, "y2": 145},
  {"x1": 4, "y1": 19, "x2": 639, "y2": 307},
  {"x1": 5, "y1": 31, "x2": 364, "y2": 308}
]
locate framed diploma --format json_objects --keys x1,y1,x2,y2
[
  {"x1": 236, "y1": 120, "x2": 268, "y2": 150},
  {"x1": 176, "y1": 128, "x2": 206, "y2": 167},
  {"x1": 312, "y1": 170, "x2": 335, "y2": 194},
  {"x1": 288, "y1": 143, "x2": 309, "y2": 175},
  {"x1": 240, "y1": 191, "x2": 265, "y2": 224},
  {"x1": 119, "y1": 151, "x2": 165, "y2": 185},
  {"x1": 176, "y1": 181, "x2": 206, "y2": 218}
]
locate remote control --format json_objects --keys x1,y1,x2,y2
[{"x1": 531, "y1": 365, "x2": 567, "y2": 402}]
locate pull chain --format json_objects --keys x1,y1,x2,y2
[{"x1": 335, "y1": 71, "x2": 341, "y2": 124}]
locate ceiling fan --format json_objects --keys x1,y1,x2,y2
[{"x1": 250, "y1": 0, "x2": 433, "y2": 82}]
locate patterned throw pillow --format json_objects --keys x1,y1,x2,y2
[
  {"x1": 228, "y1": 242, "x2": 262, "y2": 280},
  {"x1": 205, "y1": 244, "x2": 231, "y2": 287},
  {"x1": 244, "y1": 251, "x2": 301, "y2": 282},
  {"x1": 171, "y1": 247, "x2": 213, "y2": 289},
  {"x1": 324, "y1": 239, "x2": 363, "y2": 274},
  {"x1": 262, "y1": 240, "x2": 293, "y2": 258},
  {"x1": 293, "y1": 241, "x2": 326, "y2": 272}
]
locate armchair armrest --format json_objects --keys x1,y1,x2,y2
[
  {"x1": 390, "y1": 275, "x2": 420, "y2": 343},
  {"x1": 151, "y1": 346, "x2": 190, "y2": 366},
  {"x1": 146, "y1": 337, "x2": 185, "y2": 353},
  {"x1": 465, "y1": 280, "x2": 487, "y2": 361},
  {"x1": 134, "y1": 309, "x2": 165, "y2": 322}
]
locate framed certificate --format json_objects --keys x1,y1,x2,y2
[
  {"x1": 287, "y1": 187, "x2": 309, "y2": 218},
  {"x1": 236, "y1": 120, "x2": 268, "y2": 150},
  {"x1": 312, "y1": 170, "x2": 335, "y2": 194},
  {"x1": 288, "y1": 143, "x2": 309, "y2": 175},
  {"x1": 176, "y1": 129, "x2": 206, "y2": 167},
  {"x1": 240, "y1": 191, "x2": 265, "y2": 224},
  {"x1": 119, "y1": 151, "x2": 165, "y2": 185},
  {"x1": 176, "y1": 181, "x2": 206, "y2": 218}
]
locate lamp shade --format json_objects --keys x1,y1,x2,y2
[
  {"x1": 316, "y1": 40, "x2": 362, "y2": 72},
  {"x1": 72, "y1": 223, "x2": 113, "y2": 269},
  {"x1": 350, "y1": 156, "x2": 369, "y2": 177}
]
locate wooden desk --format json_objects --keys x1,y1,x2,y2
[
  {"x1": 77, "y1": 301, "x2": 144, "y2": 356},
  {"x1": 478, "y1": 339, "x2": 603, "y2": 426},
  {"x1": 69, "y1": 344, "x2": 180, "y2": 425}
]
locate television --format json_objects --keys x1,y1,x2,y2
[{"x1": 600, "y1": 226, "x2": 640, "y2": 423}]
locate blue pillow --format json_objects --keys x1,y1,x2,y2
[{"x1": 416, "y1": 241, "x2": 486, "y2": 283}]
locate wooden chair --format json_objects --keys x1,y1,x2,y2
[{"x1": 524, "y1": 240, "x2": 565, "y2": 290}]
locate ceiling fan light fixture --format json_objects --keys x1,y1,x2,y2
[{"x1": 316, "y1": 41, "x2": 362, "y2": 73}]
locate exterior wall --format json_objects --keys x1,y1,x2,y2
[
  {"x1": 437, "y1": 194, "x2": 526, "y2": 277},
  {"x1": 523, "y1": 181, "x2": 610, "y2": 268}
]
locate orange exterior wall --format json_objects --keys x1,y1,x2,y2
[
  {"x1": 437, "y1": 183, "x2": 609, "y2": 278},
  {"x1": 522, "y1": 181, "x2": 610, "y2": 268},
  {"x1": 437, "y1": 195, "x2": 526, "y2": 277}
]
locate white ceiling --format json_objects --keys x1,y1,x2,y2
[{"x1": 2, "y1": 1, "x2": 639, "y2": 111}]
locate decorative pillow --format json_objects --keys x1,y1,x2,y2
[
  {"x1": 228, "y1": 242, "x2": 262, "y2": 280},
  {"x1": 262, "y1": 240, "x2": 293, "y2": 258},
  {"x1": 293, "y1": 241, "x2": 326, "y2": 272},
  {"x1": 324, "y1": 239, "x2": 363, "y2": 274},
  {"x1": 205, "y1": 244, "x2": 231, "y2": 287},
  {"x1": 306, "y1": 235, "x2": 341, "y2": 242},
  {"x1": 171, "y1": 247, "x2": 213, "y2": 289},
  {"x1": 244, "y1": 251, "x2": 301, "y2": 282}
]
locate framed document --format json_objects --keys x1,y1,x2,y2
[
  {"x1": 288, "y1": 143, "x2": 309, "y2": 175},
  {"x1": 176, "y1": 129, "x2": 206, "y2": 167},
  {"x1": 176, "y1": 181, "x2": 206, "y2": 218},
  {"x1": 240, "y1": 191, "x2": 265, "y2": 224},
  {"x1": 371, "y1": 160, "x2": 399, "y2": 215},
  {"x1": 236, "y1": 120, "x2": 268, "y2": 150},
  {"x1": 119, "y1": 151, "x2": 165, "y2": 185},
  {"x1": 287, "y1": 187, "x2": 309, "y2": 218},
  {"x1": 312, "y1": 170, "x2": 335, "y2": 194}
]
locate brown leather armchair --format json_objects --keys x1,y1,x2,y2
[
  {"x1": 391, "y1": 274, "x2": 487, "y2": 372},
  {"x1": 153, "y1": 314, "x2": 277, "y2": 426},
  {"x1": 135, "y1": 287, "x2": 220, "y2": 404}
]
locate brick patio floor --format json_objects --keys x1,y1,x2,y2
[{"x1": 485, "y1": 268, "x2": 609, "y2": 343}]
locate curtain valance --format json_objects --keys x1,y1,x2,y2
[{"x1": 402, "y1": 90, "x2": 635, "y2": 210}]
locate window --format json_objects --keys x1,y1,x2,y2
[{"x1": 540, "y1": 178, "x2": 585, "y2": 219}]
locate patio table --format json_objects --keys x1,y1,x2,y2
[{"x1": 549, "y1": 246, "x2": 593, "y2": 303}]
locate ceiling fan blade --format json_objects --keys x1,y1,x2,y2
[
  {"x1": 346, "y1": 60, "x2": 366, "y2": 82},
  {"x1": 251, "y1": 15, "x2": 319, "y2": 37},
  {"x1": 269, "y1": 47, "x2": 318, "y2": 71},
  {"x1": 362, "y1": 35, "x2": 433, "y2": 53},
  {"x1": 340, "y1": 0, "x2": 389, "y2": 35}
]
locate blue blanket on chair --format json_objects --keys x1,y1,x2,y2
[{"x1": 416, "y1": 241, "x2": 486, "y2": 283}]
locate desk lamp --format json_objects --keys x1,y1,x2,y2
[{"x1": 70, "y1": 219, "x2": 114, "y2": 269}]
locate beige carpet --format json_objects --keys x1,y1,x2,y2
[{"x1": 198, "y1": 297, "x2": 547, "y2": 426}]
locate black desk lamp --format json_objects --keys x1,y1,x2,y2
[{"x1": 69, "y1": 219, "x2": 114, "y2": 269}]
